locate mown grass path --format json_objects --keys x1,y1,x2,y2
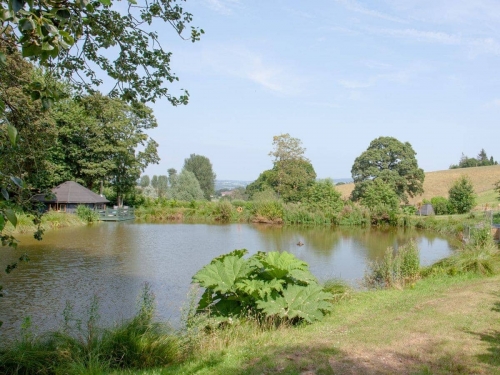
[{"x1": 118, "y1": 274, "x2": 500, "y2": 375}]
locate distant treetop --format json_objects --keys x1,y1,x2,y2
[{"x1": 449, "y1": 149, "x2": 498, "y2": 169}]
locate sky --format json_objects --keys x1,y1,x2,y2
[{"x1": 141, "y1": 0, "x2": 500, "y2": 181}]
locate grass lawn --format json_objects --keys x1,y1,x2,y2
[{"x1": 114, "y1": 274, "x2": 500, "y2": 375}]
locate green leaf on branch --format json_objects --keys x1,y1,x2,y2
[
  {"x1": 0, "y1": 51, "x2": 6, "y2": 65},
  {"x1": 9, "y1": 0, "x2": 24, "y2": 13},
  {"x1": 1, "y1": 188, "x2": 9, "y2": 201},
  {"x1": 7, "y1": 124, "x2": 18, "y2": 146},
  {"x1": 30, "y1": 90, "x2": 41, "y2": 100},
  {"x1": 19, "y1": 17, "x2": 35, "y2": 31},
  {"x1": 98, "y1": 0, "x2": 111, "y2": 6},
  {"x1": 10, "y1": 176, "x2": 23, "y2": 188},
  {"x1": 5, "y1": 209, "x2": 17, "y2": 228},
  {"x1": 0, "y1": 215, "x2": 4, "y2": 231},
  {"x1": 22, "y1": 44, "x2": 42, "y2": 57},
  {"x1": 56, "y1": 8, "x2": 71, "y2": 20},
  {"x1": 41, "y1": 96, "x2": 54, "y2": 110}
]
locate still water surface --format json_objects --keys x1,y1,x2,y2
[{"x1": 0, "y1": 222, "x2": 458, "y2": 338}]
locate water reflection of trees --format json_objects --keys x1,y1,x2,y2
[
  {"x1": 252, "y1": 224, "x2": 458, "y2": 263},
  {"x1": 252, "y1": 224, "x2": 342, "y2": 256}
]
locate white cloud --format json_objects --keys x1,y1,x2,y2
[
  {"x1": 375, "y1": 28, "x2": 462, "y2": 45},
  {"x1": 201, "y1": 45, "x2": 307, "y2": 95},
  {"x1": 336, "y1": 0, "x2": 406, "y2": 23},
  {"x1": 339, "y1": 69, "x2": 412, "y2": 90},
  {"x1": 202, "y1": 0, "x2": 240, "y2": 15},
  {"x1": 484, "y1": 98, "x2": 500, "y2": 108}
]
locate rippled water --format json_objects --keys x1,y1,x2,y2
[{"x1": 0, "y1": 222, "x2": 458, "y2": 339}]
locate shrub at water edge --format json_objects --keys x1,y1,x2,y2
[{"x1": 192, "y1": 249, "x2": 333, "y2": 324}]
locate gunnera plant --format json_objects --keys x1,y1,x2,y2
[
  {"x1": 364, "y1": 239, "x2": 420, "y2": 289},
  {"x1": 192, "y1": 249, "x2": 333, "y2": 325}
]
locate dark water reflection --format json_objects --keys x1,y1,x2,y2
[{"x1": 0, "y1": 223, "x2": 459, "y2": 339}]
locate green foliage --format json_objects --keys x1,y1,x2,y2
[
  {"x1": 449, "y1": 150, "x2": 498, "y2": 169},
  {"x1": 495, "y1": 180, "x2": 500, "y2": 201},
  {"x1": 248, "y1": 134, "x2": 316, "y2": 203},
  {"x1": 351, "y1": 136, "x2": 425, "y2": 203},
  {"x1": 303, "y1": 179, "x2": 344, "y2": 213},
  {"x1": 364, "y1": 240, "x2": 420, "y2": 288},
  {"x1": 183, "y1": 154, "x2": 216, "y2": 200},
  {"x1": 430, "y1": 196, "x2": 453, "y2": 215},
  {"x1": 192, "y1": 249, "x2": 333, "y2": 324},
  {"x1": 75, "y1": 205, "x2": 99, "y2": 224},
  {"x1": 253, "y1": 200, "x2": 284, "y2": 223},
  {"x1": 0, "y1": 285, "x2": 181, "y2": 374},
  {"x1": 139, "y1": 175, "x2": 150, "y2": 188},
  {"x1": 358, "y1": 179, "x2": 400, "y2": 211},
  {"x1": 168, "y1": 169, "x2": 205, "y2": 201},
  {"x1": 51, "y1": 93, "x2": 160, "y2": 202},
  {"x1": 448, "y1": 175, "x2": 476, "y2": 214},
  {"x1": 213, "y1": 200, "x2": 234, "y2": 222},
  {"x1": 0, "y1": 0, "x2": 202, "y2": 108},
  {"x1": 424, "y1": 228, "x2": 499, "y2": 277}
]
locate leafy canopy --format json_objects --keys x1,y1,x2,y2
[
  {"x1": 192, "y1": 249, "x2": 333, "y2": 324},
  {"x1": 183, "y1": 154, "x2": 216, "y2": 200},
  {"x1": 351, "y1": 136, "x2": 424, "y2": 204},
  {"x1": 247, "y1": 134, "x2": 317, "y2": 203},
  {"x1": 0, "y1": 0, "x2": 203, "y2": 108}
]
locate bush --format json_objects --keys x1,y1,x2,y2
[
  {"x1": 448, "y1": 175, "x2": 476, "y2": 214},
  {"x1": 76, "y1": 205, "x2": 99, "y2": 223},
  {"x1": 192, "y1": 249, "x2": 333, "y2": 324},
  {"x1": 364, "y1": 240, "x2": 420, "y2": 288},
  {"x1": 430, "y1": 196, "x2": 453, "y2": 215},
  {"x1": 212, "y1": 200, "x2": 233, "y2": 222},
  {"x1": 359, "y1": 179, "x2": 400, "y2": 212}
]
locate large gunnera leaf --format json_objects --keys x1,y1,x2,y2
[
  {"x1": 192, "y1": 253, "x2": 251, "y2": 294},
  {"x1": 256, "y1": 284, "x2": 333, "y2": 323},
  {"x1": 236, "y1": 278, "x2": 285, "y2": 299},
  {"x1": 253, "y1": 251, "x2": 316, "y2": 283}
]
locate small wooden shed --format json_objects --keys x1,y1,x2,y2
[
  {"x1": 34, "y1": 181, "x2": 109, "y2": 213},
  {"x1": 418, "y1": 203, "x2": 435, "y2": 216}
]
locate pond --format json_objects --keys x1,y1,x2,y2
[{"x1": 0, "y1": 222, "x2": 459, "y2": 339}]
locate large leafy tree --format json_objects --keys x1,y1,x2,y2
[
  {"x1": 183, "y1": 154, "x2": 216, "y2": 200},
  {"x1": 247, "y1": 134, "x2": 316, "y2": 203},
  {"x1": 0, "y1": 0, "x2": 203, "y2": 108},
  {"x1": 51, "y1": 93, "x2": 159, "y2": 204},
  {"x1": 351, "y1": 136, "x2": 424, "y2": 204}
]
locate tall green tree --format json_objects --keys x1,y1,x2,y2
[
  {"x1": 448, "y1": 175, "x2": 476, "y2": 214},
  {"x1": 351, "y1": 136, "x2": 424, "y2": 204},
  {"x1": 248, "y1": 134, "x2": 316, "y2": 203},
  {"x1": 168, "y1": 169, "x2": 204, "y2": 201},
  {"x1": 51, "y1": 93, "x2": 159, "y2": 204},
  {"x1": 167, "y1": 168, "x2": 178, "y2": 187},
  {"x1": 139, "y1": 175, "x2": 150, "y2": 188},
  {"x1": 157, "y1": 175, "x2": 168, "y2": 198},
  {"x1": 183, "y1": 154, "x2": 216, "y2": 200}
]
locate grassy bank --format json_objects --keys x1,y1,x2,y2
[
  {"x1": 117, "y1": 274, "x2": 499, "y2": 375},
  {"x1": 4, "y1": 211, "x2": 86, "y2": 235},
  {"x1": 2, "y1": 234, "x2": 499, "y2": 375}
]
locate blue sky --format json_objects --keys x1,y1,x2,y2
[{"x1": 143, "y1": 0, "x2": 500, "y2": 181}]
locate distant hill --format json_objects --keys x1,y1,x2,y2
[
  {"x1": 335, "y1": 165, "x2": 500, "y2": 205},
  {"x1": 215, "y1": 180, "x2": 251, "y2": 191}
]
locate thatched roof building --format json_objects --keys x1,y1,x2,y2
[{"x1": 34, "y1": 181, "x2": 109, "y2": 212}]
